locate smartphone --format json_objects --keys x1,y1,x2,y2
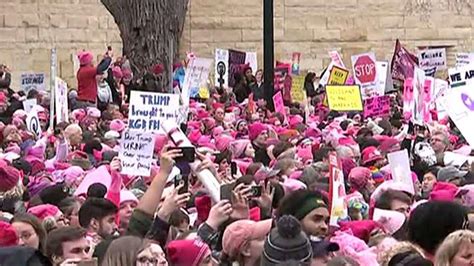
[
  {"x1": 78, "y1": 258, "x2": 98, "y2": 266},
  {"x1": 220, "y1": 183, "x2": 234, "y2": 202},
  {"x1": 230, "y1": 162, "x2": 237, "y2": 177},
  {"x1": 250, "y1": 186, "x2": 262, "y2": 198},
  {"x1": 174, "y1": 174, "x2": 189, "y2": 194},
  {"x1": 170, "y1": 147, "x2": 196, "y2": 162}
]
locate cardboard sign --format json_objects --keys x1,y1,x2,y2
[
  {"x1": 290, "y1": 75, "x2": 306, "y2": 103},
  {"x1": 326, "y1": 85, "x2": 363, "y2": 111},
  {"x1": 245, "y1": 52, "x2": 258, "y2": 75},
  {"x1": 273, "y1": 91, "x2": 286, "y2": 116},
  {"x1": 20, "y1": 73, "x2": 46, "y2": 93},
  {"x1": 55, "y1": 77, "x2": 69, "y2": 124},
  {"x1": 128, "y1": 91, "x2": 180, "y2": 132},
  {"x1": 291, "y1": 52, "x2": 301, "y2": 75},
  {"x1": 418, "y1": 48, "x2": 447, "y2": 71},
  {"x1": 363, "y1": 95, "x2": 390, "y2": 118},
  {"x1": 328, "y1": 66, "x2": 349, "y2": 85},
  {"x1": 439, "y1": 83, "x2": 474, "y2": 147},
  {"x1": 74, "y1": 166, "x2": 111, "y2": 196},
  {"x1": 228, "y1": 49, "x2": 247, "y2": 88},
  {"x1": 387, "y1": 149, "x2": 414, "y2": 195},
  {"x1": 215, "y1": 49, "x2": 229, "y2": 88},
  {"x1": 119, "y1": 130, "x2": 156, "y2": 177},
  {"x1": 22, "y1": 99, "x2": 37, "y2": 113},
  {"x1": 26, "y1": 109, "x2": 41, "y2": 137},
  {"x1": 351, "y1": 52, "x2": 378, "y2": 99},
  {"x1": 328, "y1": 154, "x2": 348, "y2": 226},
  {"x1": 182, "y1": 58, "x2": 213, "y2": 105},
  {"x1": 455, "y1": 53, "x2": 474, "y2": 68},
  {"x1": 449, "y1": 65, "x2": 474, "y2": 88}
]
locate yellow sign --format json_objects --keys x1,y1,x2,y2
[
  {"x1": 328, "y1": 66, "x2": 349, "y2": 85},
  {"x1": 326, "y1": 85, "x2": 363, "y2": 111},
  {"x1": 198, "y1": 87, "x2": 210, "y2": 99},
  {"x1": 291, "y1": 75, "x2": 306, "y2": 103}
]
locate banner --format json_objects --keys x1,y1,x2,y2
[
  {"x1": 55, "y1": 77, "x2": 69, "y2": 124},
  {"x1": 26, "y1": 109, "x2": 41, "y2": 137},
  {"x1": 391, "y1": 39, "x2": 418, "y2": 81},
  {"x1": 228, "y1": 49, "x2": 246, "y2": 88},
  {"x1": 449, "y1": 64, "x2": 474, "y2": 88},
  {"x1": 182, "y1": 58, "x2": 212, "y2": 105},
  {"x1": 328, "y1": 154, "x2": 348, "y2": 226},
  {"x1": 363, "y1": 95, "x2": 390, "y2": 118},
  {"x1": 328, "y1": 66, "x2": 349, "y2": 85},
  {"x1": 215, "y1": 49, "x2": 229, "y2": 88},
  {"x1": 387, "y1": 149, "x2": 414, "y2": 195},
  {"x1": 20, "y1": 73, "x2": 46, "y2": 93},
  {"x1": 326, "y1": 85, "x2": 363, "y2": 111},
  {"x1": 455, "y1": 52, "x2": 474, "y2": 68},
  {"x1": 119, "y1": 130, "x2": 156, "y2": 177},
  {"x1": 273, "y1": 91, "x2": 286, "y2": 116},
  {"x1": 418, "y1": 48, "x2": 447, "y2": 71},
  {"x1": 128, "y1": 91, "x2": 180, "y2": 132},
  {"x1": 351, "y1": 52, "x2": 378, "y2": 99},
  {"x1": 22, "y1": 99, "x2": 37, "y2": 113},
  {"x1": 290, "y1": 75, "x2": 306, "y2": 103}
]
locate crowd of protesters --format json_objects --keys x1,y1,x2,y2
[{"x1": 0, "y1": 48, "x2": 473, "y2": 266}]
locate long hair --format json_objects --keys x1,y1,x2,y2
[
  {"x1": 435, "y1": 230, "x2": 474, "y2": 266},
  {"x1": 101, "y1": 235, "x2": 144, "y2": 266},
  {"x1": 11, "y1": 213, "x2": 47, "y2": 255}
]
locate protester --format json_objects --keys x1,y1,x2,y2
[
  {"x1": 434, "y1": 230, "x2": 474, "y2": 266},
  {"x1": 11, "y1": 214, "x2": 47, "y2": 254},
  {"x1": 46, "y1": 226, "x2": 91, "y2": 265}
]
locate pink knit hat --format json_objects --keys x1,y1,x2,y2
[
  {"x1": 110, "y1": 119, "x2": 126, "y2": 132},
  {"x1": 215, "y1": 135, "x2": 234, "y2": 152},
  {"x1": 167, "y1": 240, "x2": 211, "y2": 266},
  {"x1": 71, "y1": 109, "x2": 86, "y2": 122},
  {"x1": 348, "y1": 167, "x2": 372, "y2": 191},
  {"x1": 189, "y1": 130, "x2": 202, "y2": 145},
  {"x1": 86, "y1": 107, "x2": 101, "y2": 118},
  {"x1": 0, "y1": 159, "x2": 21, "y2": 192},
  {"x1": 27, "y1": 204, "x2": 61, "y2": 221},
  {"x1": 112, "y1": 66, "x2": 123, "y2": 79},
  {"x1": 361, "y1": 146, "x2": 383, "y2": 166},
  {"x1": 248, "y1": 122, "x2": 267, "y2": 141},
  {"x1": 288, "y1": 115, "x2": 303, "y2": 129},
  {"x1": 120, "y1": 190, "x2": 138, "y2": 205},
  {"x1": 78, "y1": 51, "x2": 93, "y2": 66},
  {"x1": 297, "y1": 147, "x2": 313, "y2": 164},
  {"x1": 230, "y1": 139, "x2": 251, "y2": 159}
]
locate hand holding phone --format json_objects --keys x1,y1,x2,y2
[{"x1": 174, "y1": 174, "x2": 189, "y2": 194}]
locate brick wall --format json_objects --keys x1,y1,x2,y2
[{"x1": 2, "y1": 0, "x2": 474, "y2": 90}]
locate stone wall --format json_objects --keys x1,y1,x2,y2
[{"x1": 2, "y1": 0, "x2": 474, "y2": 90}]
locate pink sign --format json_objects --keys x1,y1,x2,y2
[
  {"x1": 273, "y1": 91, "x2": 285, "y2": 116},
  {"x1": 403, "y1": 78, "x2": 415, "y2": 120},
  {"x1": 363, "y1": 95, "x2": 391, "y2": 118}
]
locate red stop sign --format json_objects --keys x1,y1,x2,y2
[{"x1": 354, "y1": 55, "x2": 376, "y2": 83}]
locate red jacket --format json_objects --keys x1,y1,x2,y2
[{"x1": 77, "y1": 65, "x2": 98, "y2": 103}]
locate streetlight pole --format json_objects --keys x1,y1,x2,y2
[{"x1": 263, "y1": 0, "x2": 275, "y2": 111}]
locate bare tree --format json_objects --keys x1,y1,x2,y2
[{"x1": 101, "y1": 0, "x2": 189, "y2": 89}]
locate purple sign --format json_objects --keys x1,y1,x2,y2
[
  {"x1": 364, "y1": 95, "x2": 391, "y2": 118},
  {"x1": 228, "y1": 49, "x2": 246, "y2": 88}
]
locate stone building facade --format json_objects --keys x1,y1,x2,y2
[{"x1": 1, "y1": 0, "x2": 473, "y2": 89}]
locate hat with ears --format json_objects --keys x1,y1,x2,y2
[
  {"x1": 78, "y1": 51, "x2": 93, "y2": 66},
  {"x1": 361, "y1": 146, "x2": 383, "y2": 166}
]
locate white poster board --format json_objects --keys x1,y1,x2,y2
[
  {"x1": 418, "y1": 48, "x2": 447, "y2": 71},
  {"x1": 182, "y1": 58, "x2": 213, "y2": 106},
  {"x1": 55, "y1": 77, "x2": 69, "y2": 124},
  {"x1": 215, "y1": 49, "x2": 229, "y2": 89},
  {"x1": 20, "y1": 73, "x2": 46, "y2": 94},
  {"x1": 245, "y1": 52, "x2": 258, "y2": 75},
  {"x1": 26, "y1": 109, "x2": 42, "y2": 137},
  {"x1": 119, "y1": 130, "x2": 156, "y2": 177},
  {"x1": 128, "y1": 91, "x2": 180, "y2": 133},
  {"x1": 387, "y1": 149, "x2": 414, "y2": 195},
  {"x1": 455, "y1": 53, "x2": 474, "y2": 68},
  {"x1": 351, "y1": 52, "x2": 378, "y2": 99},
  {"x1": 22, "y1": 99, "x2": 37, "y2": 113}
]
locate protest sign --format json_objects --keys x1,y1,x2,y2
[
  {"x1": 74, "y1": 166, "x2": 111, "y2": 196},
  {"x1": 439, "y1": 83, "x2": 474, "y2": 147},
  {"x1": 325, "y1": 85, "x2": 363, "y2": 111},
  {"x1": 363, "y1": 95, "x2": 390, "y2": 118},
  {"x1": 376, "y1": 61, "x2": 394, "y2": 94},
  {"x1": 228, "y1": 49, "x2": 246, "y2": 88},
  {"x1": 55, "y1": 77, "x2": 69, "y2": 124},
  {"x1": 26, "y1": 109, "x2": 41, "y2": 137},
  {"x1": 418, "y1": 48, "x2": 447, "y2": 71},
  {"x1": 182, "y1": 58, "x2": 212, "y2": 105},
  {"x1": 128, "y1": 91, "x2": 180, "y2": 132},
  {"x1": 248, "y1": 93, "x2": 256, "y2": 114},
  {"x1": 421, "y1": 77, "x2": 434, "y2": 123},
  {"x1": 245, "y1": 52, "x2": 258, "y2": 75},
  {"x1": 290, "y1": 75, "x2": 306, "y2": 103},
  {"x1": 387, "y1": 149, "x2": 414, "y2": 195},
  {"x1": 403, "y1": 78, "x2": 415, "y2": 121},
  {"x1": 291, "y1": 52, "x2": 301, "y2": 75},
  {"x1": 391, "y1": 40, "x2": 418, "y2": 81},
  {"x1": 215, "y1": 49, "x2": 229, "y2": 88},
  {"x1": 20, "y1": 73, "x2": 46, "y2": 93},
  {"x1": 328, "y1": 66, "x2": 349, "y2": 85},
  {"x1": 274, "y1": 65, "x2": 291, "y2": 92},
  {"x1": 328, "y1": 50, "x2": 346, "y2": 68},
  {"x1": 455, "y1": 53, "x2": 474, "y2": 68},
  {"x1": 119, "y1": 130, "x2": 156, "y2": 177},
  {"x1": 328, "y1": 154, "x2": 348, "y2": 226},
  {"x1": 434, "y1": 79, "x2": 449, "y2": 120},
  {"x1": 351, "y1": 52, "x2": 378, "y2": 99},
  {"x1": 273, "y1": 91, "x2": 286, "y2": 116},
  {"x1": 449, "y1": 65, "x2": 474, "y2": 88},
  {"x1": 22, "y1": 99, "x2": 37, "y2": 113}
]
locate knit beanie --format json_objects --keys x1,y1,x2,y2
[{"x1": 261, "y1": 215, "x2": 312, "y2": 265}]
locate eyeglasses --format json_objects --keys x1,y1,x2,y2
[{"x1": 137, "y1": 257, "x2": 159, "y2": 265}]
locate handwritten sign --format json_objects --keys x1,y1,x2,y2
[
  {"x1": 128, "y1": 91, "x2": 180, "y2": 132},
  {"x1": 449, "y1": 65, "x2": 474, "y2": 88},
  {"x1": 325, "y1": 85, "x2": 363, "y2": 111},
  {"x1": 119, "y1": 130, "x2": 156, "y2": 177},
  {"x1": 328, "y1": 154, "x2": 348, "y2": 226},
  {"x1": 22, "y1": 99, "x2": 37, "y2": 113},
  {"x1": 328, "y1": 50, "x2": 346, "y2": 68},
  {"x1": 228, "y1": 49, "x2": 247, "y2": 88},
  {"x1": 26, "y1": 109, "x2": 41, "y2": 137},
  {"x1": 273, "y1": 91, "x2": 286, "y2": 116},
  {"x1": 328, "y1": 66, "x2": 349, "y2": 85},
  {"x1": 456, "y1": 52, "x2": 474, "y2": 68},
  {"x1": 290, "y1": 75, "x2": 305, "y2": 103},
  {"x1": 20, "y1": 73, "x2": 46, "y2": 93},
  {"x1": 182, "y1": 58, "x2": 212, "y2": 105},
  {"x1": 55, "y1": 77, "x2": 69, "y2": 124},
  {"x1": 418, "y1": 48, "x2": 447, "y2": 71},
  {"x1": 387, "y1": 149, "x2": 414, "y2": 195},
  {"x1": 291, "y1": 52, "x2": 301, "y2": 75},
  {"x1": 363, "y1": 95, "x2": 390, "y2": 118}
]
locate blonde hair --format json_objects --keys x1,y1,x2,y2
[
  {"x1": 435, "y1": 230, "x2": 474, "y2": 266},
  {"x1": 378, "y1": 241, "x2": 425, "y2": 266}
]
